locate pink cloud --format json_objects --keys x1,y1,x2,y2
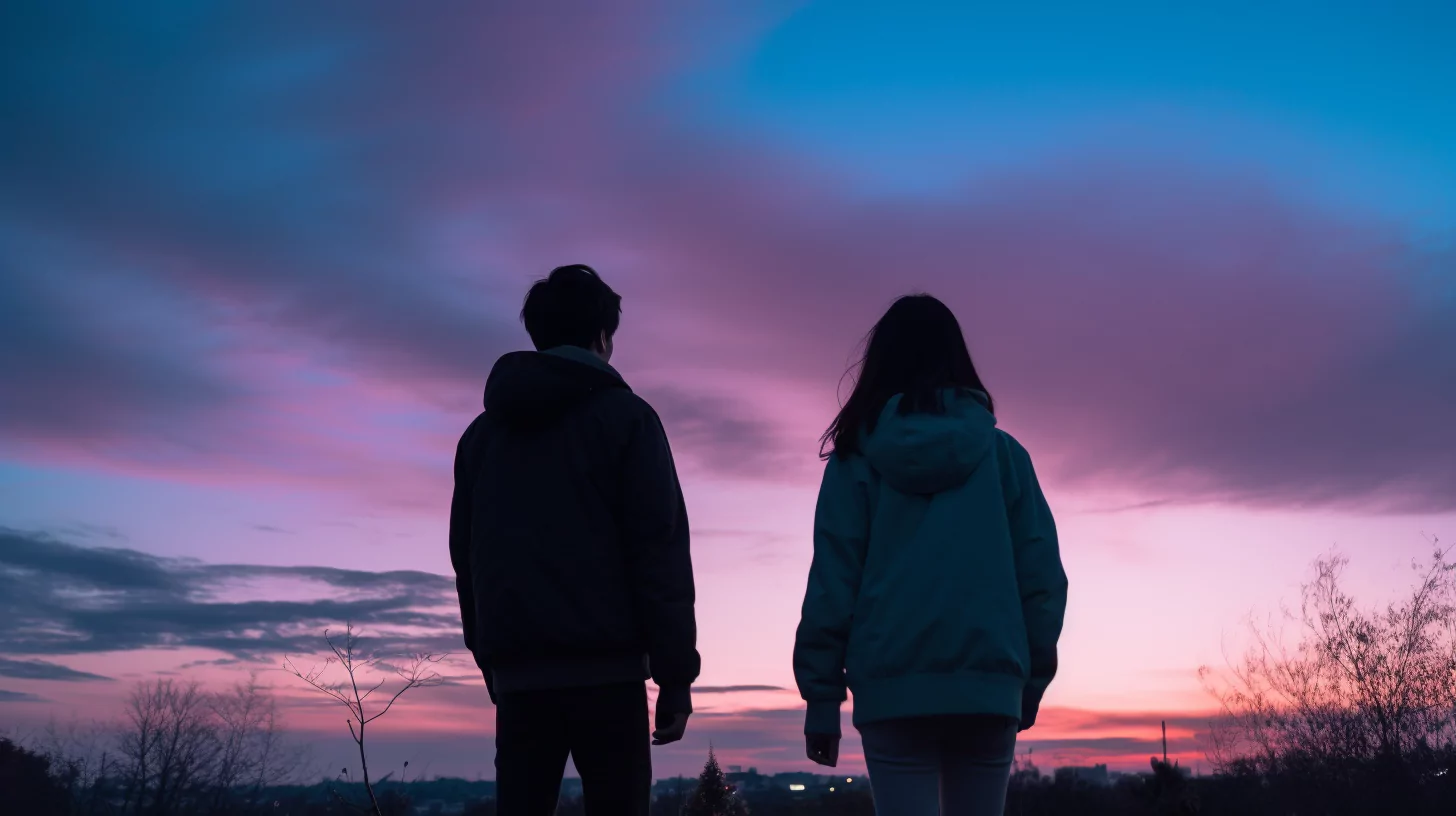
[{"x1": 3, "y1": 0, "x2": 1452, "y2": 515}]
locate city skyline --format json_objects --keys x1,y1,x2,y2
[{"x1": 3, "y1": 1, "x2": 1454, "y2": 779}]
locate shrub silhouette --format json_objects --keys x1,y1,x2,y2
[
  {"x1": 0, "y1": 737, "x2": 70, "y2": 814},
  {"x1": 1200, "y1": 540, "x2": 1456, "y2": 813}
]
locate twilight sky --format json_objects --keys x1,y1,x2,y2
[{"x1": 2, "y1": 1, "x2": 1454, "y2": 778}]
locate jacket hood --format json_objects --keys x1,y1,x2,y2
[
  {"x1": 483, "y1": 350, "x2": 628, "y2": 428},
  {"x1": 861, "y1": 389, "x2": 997, "y2": 495}
]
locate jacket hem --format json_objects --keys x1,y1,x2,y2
[
  {"x1": 492, "y1": 654, "x2": 649, "y2": 694},
  {"x1": 849, "y1": 670, "x2": 1024, "y2": 727}
]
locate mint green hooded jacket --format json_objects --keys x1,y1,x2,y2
[{"x1": 793, "y1": 390, "x2": 1067, "y2": 737}]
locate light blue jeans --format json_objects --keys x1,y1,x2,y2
[{"x1": 859, "y1": 715, "x2": 1019, "y2": 816}]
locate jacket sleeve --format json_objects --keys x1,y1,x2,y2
[
  {"x1": 793, "y1": 455, "x2": 871, "y2": 738},
  {"x1": 620, "y1": 405, "x2": 700, "y2": 714},
  {"x1": 449, "y1": 414, "x2": 495, "y2": 703},
  {"x1": 1005, "y1": 438, "x2": 1067, "y2": 729}
]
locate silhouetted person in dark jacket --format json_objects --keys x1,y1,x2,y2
[{"x1": 450, "y1": 265, "x2": 699, "y2": 815}]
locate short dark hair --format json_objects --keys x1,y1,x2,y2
[{"x1": 520, "y1": 264, "x2": 622, "y2": 351}]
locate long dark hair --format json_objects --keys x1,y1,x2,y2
[{"x1": 820, "y1": 294, "x2": 993, "y2": 459}]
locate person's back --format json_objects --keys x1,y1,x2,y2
[
  {"x1": 794, "y1": 294, "x2": 1068, "y2": 816},
  {"x1": 450, "y1": 265, "x2": 699, "y2": 816}
]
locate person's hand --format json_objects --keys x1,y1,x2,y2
[
  {"x1": 653, "y1": 712, "x2": 690, "y2": 745},
  {"x1": 806, "y1": 733, "x2": 839, "y2": 767},
  {"x1": 653, "y1": 685, "x2": 691, "y2": 745}
]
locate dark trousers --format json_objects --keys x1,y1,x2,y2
[{"x1": 495, "y1": 681, "x2": 651, "y2": 816}]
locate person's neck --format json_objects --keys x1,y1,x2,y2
[{"x1": 544, "y1": 344, "x2": 617, "y2": 375}]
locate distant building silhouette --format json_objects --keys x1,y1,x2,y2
[
  {"x1": 771, "y1": 771, "x2": 819, "y2": 792},
  {"x1": 725, "y1": 766, "x2": 770, "y2": 793},
  {"x1": 1055, "y1": 764, "x2": 1111, "y2": 787}
]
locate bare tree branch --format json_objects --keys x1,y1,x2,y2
[
  {"x1": 1204, "y1": 539, "x2": 1456, "y2": 776},
  {"x1": 282, "y1": 623, "x2": 448, "y2": 816}
]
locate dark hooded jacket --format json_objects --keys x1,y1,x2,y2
[{"x1": 449, "y1": 346, "x2": 699, "y2": 713}]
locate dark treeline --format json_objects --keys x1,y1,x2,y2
[
  {"x1": 7, "y1": 737, "x2": 1456, "y2": 815},
  {"x1": 1002, "y1": 752, "x2": 1456, "y2": 815},
  {"x1": 999, "y1": 543, "x2": 1456, "y2": 816},
  {"x1": 3, "y1": 678, "x2": 306, "y2": 816}
]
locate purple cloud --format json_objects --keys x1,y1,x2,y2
[
  {"x1": 0, "y1": 657, "x2": 112, "y2": 683},
  {"x1": 0, "y1": 690, "x2": 50, "y2": 703},
  {"x1": 0, "y1": 1, "x2": 1451, "y2": 512},
  {"x1": 0, "y1": 528, "x2": 460, "y2": 659}
]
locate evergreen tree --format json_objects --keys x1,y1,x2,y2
[
  {"x1": 683, "y1": 747, "x2": 748, "y2": 816},
  {"x1": 0, "y1": 738, "x2": 70, "y2": 814}
]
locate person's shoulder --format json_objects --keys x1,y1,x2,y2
[
  {"x1": 458, "y1": 411, "x2": 489, "y2": 446},
  {"x1": 994, "y1": 428, "x2": 1032, "y2": 460},
  {"x1": 822, "y1": 448, "x2": 874, "y2": 483},
  {"x1": 453, "y1": 411, "x2": 491, "y2": 471},
  {"x1": 992, "y1": 428, "x2": 1038, "y2": 492},
  {"x1": 595, "y1": 387, "x2": 657, "y2": 417},
  {"x1": 589, "y1": 388, "x2": 669, "y2": 438}
]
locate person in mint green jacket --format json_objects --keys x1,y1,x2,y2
[{"x1": 793, "y1": 294, "x2": 1067, "y2": 816}]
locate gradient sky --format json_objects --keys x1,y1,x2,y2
[{"x1": 2, "y1": 1, "x2": 1454, "y2": 779}]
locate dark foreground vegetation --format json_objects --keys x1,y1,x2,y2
[
  {"x1": 5, "y1": 746, "x2": 1450, "y2": 816},
  {"x1": 1003, "y1": 752, "x2": 1456, "y2": 815},
  {"x1": 6, "y1": 735, "x2": 1456, "y2": 815}
]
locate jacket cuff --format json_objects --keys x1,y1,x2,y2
[
  {"x1": 471, "y1": 653, "x2": 497, "y2": 705},
  {"x1": 657, "y1": 684, "x2": 693, "y2": 715},
  {"x1": 1020, "y1": 685, "x2": 1046, "y2": 730},
  {"x1": 805, "y1": 700, "x2": 843, "y2": 737}
]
